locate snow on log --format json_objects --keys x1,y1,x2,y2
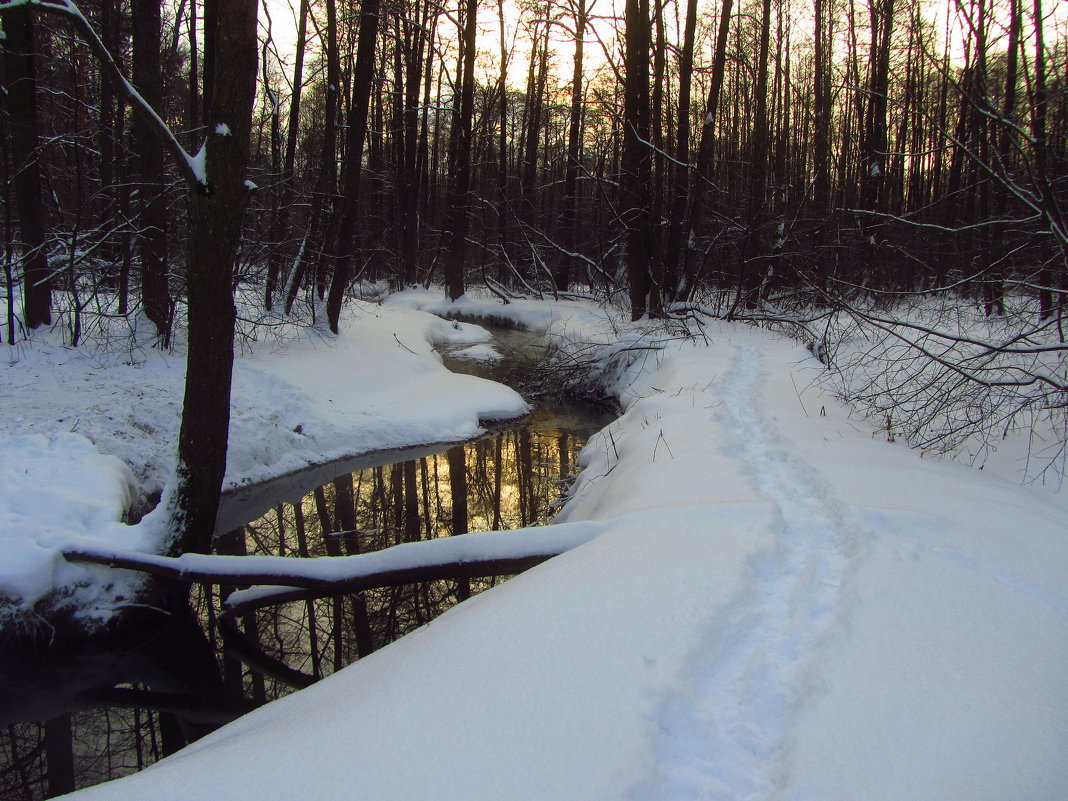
[{"x1": 62, "y1": 520, "x2": 606, "y2": 595}]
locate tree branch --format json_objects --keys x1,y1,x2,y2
[
  {"x1": 61, "y1": 521, "x2": 604, "y2": 593},
  {"x1": 0, "y1": 0, "x2": 206, "y2": 191}
]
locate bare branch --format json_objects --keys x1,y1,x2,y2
[{"x1": 1, "y1": 0, "x2": 206, "y2": 191}]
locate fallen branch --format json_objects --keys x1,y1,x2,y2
[{"x1": 62, "y1": 521, "x2": 605, "y2": 593}]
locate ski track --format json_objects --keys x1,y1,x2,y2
[{"x1": 634, "y1": 340, "x2": 855, "y2": 801}]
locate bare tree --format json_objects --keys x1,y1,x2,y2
[
  {"x1": 1, "y1": 4, "x2": 51, "y2": 330},
  {"x1": 441, "y1": 0, "x2": 478, "y2": 300}
]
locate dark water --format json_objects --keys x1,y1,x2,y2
[{"x1": 0, "y1": 331, "x2": 613, "y2": 799}]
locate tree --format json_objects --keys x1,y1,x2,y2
[
  {"x1": 285, "y1": 0, "x2": 341, "y2": 316},
  {"x1": 662, "y1": 0, "x2": 697, "y2": 303},
  {"x1": 556, "y1": 0, "x2": 588, "y2": 292},
  {"x1": 324, "y1": 0, "x2": 383, "y2": 334},
  {"x1": 441, "y1": 0, "x2": 478, "y2": 301},
  {"x1": 264, "y1": 0, "x2": 309, "y2": 312},
  {"x1": 622, "y1": 0, "x2": 657, "y2": 319},
  {"x1": 680, "y1": 0, "x2": 732, "y2": 302},
  {"x1": 738, "y1": 0, "x2": 773, "y2": 309},
  {"x1": 170, "y1": 0, "x2": 260, "y2": 554},
  {"x1": 1, "y1": 4, "x2": 52, "y2": 329},
  {"x1": 131, "y1": 0, "x2": 172, "y2": 343}
]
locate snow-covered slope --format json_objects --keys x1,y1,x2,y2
[
  {"x1": 58, "y1": 310, "x2": 1068, "y2": 800},
  {"x1": 0, "y1": 301, "x2": 527, "y2": 617}
]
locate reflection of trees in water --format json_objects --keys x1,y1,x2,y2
[
  {"x1": 4, "y1": 709, "x2": 163, "y2": 799},
  {"x1": 1, "y1": 602, "x2": 243, "y2": 799},
  {"x1": 206, "y1": 425, "x2": 582, "y2": 697},
  {"x1": 0, "y1": 424, "x2": 588, "y2": 798}
]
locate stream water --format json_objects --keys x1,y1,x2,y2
[{"x1": 0, "y1": 328, "x2": 614, "y2": 799}]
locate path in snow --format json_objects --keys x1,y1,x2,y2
[{"x1": 634, "y1": 339, "x2": 860, "y2": 800}]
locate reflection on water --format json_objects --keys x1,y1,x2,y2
[
  {"x1": 0, "y1": 381, "x2": 612, "y2": 798},
  {"x1": 205, "y1": 400, "x2": 611, "y2": 694}
]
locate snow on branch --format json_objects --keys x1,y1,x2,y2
[
  {"x1": 0, "y1": 0, "x2": 207, "y2": 191},
  {"x1": 62, "y1": 520, "x2": 605, "y2": 595}
]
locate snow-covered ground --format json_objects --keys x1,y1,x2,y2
[
  {"x1": 0, "y1": 299, "x2": 527, "y2": 618},
  {"x1": 3, "y1": 290, "x2": 1066, "y2": 799}
]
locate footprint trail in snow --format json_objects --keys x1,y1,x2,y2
[{"x1": 634, "y1": 340, "x2": 857, "y2": 801}]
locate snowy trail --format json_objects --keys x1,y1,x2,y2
[{"x1": 635, "y1": 339, "x2": 857, "y2": 800}]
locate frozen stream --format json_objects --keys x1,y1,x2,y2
[{"x1": 0, "y1": 328, "x2": 614, "y2": 799}]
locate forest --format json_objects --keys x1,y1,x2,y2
[
  {"x1": 1, "y1": 1, "x2": 1067, "y2": 794},
  {"x1": 2, "y1": 0, "x2": 1065, "y2": 333},
  {"x1": 0, "y1": 0, "x2": 1066, "y2": 541}
]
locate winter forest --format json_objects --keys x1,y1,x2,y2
[
  {"x1": 2, "y1": 0, "x2": 1068, "y2": 796},
  {"x1": 3, "y1": 0, "x2": 1066, "y2": 327},
  {"x1": 4, "y1": 0, "x2": 1068, "y2": 455}
]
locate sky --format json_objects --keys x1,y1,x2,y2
[{"x1": 257, "y1": 0, "x2": 1068, "y2": 93}]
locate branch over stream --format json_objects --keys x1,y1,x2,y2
[{"x1": 62, "y1": 521, "x2": 605, "y2": 598}]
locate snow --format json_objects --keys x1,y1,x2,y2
[
  {"x1": 187, "y1": 143, "x2": 207, "y2": 183},
  {"x1": 449, "y1": 343, "x2": 503, "y2": 361},
  {"x1": 0, "y1": 300, "x2": 527, "y2": 616},
  {"x1": 0, "y1": 433, "x2": 150, "y2": 620},
  {"x1": 385, "y1": 286, "x2": 608, "y2": 333},
  {"x1": 71, "y1": 518, "x2": 605, "y2": 592},
  {"x1": 3, "y1": 292, "x2": 1067, "y2": 799}
]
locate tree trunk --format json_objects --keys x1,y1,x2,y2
[
  {"x1": 680, "y1": 0, "x2": 732, "y2": 301},
  {"x1": 556, "y1": 0, "x2": 587, "y2": 292},
  {"x1": 132, "y1": 0, "x2": 172, "y2": 344},
  {"x1": 811, "y1": 0, "x2": 833, "y2": 280},
  {"x1": 325, "y1": 0, "x2": 382, "y2": 334},
  {"x1": 662, "y1": 0, "x2": 698, "y2": 302},
  {"x1": 2, "y1": 6, "x2": 52, "y2": 330},
  {"x1": 441, "y1": 0, "x2": 478, "y2": 301},
  {"x1": 446, "y1": 445, "x2": 470, "y2": 600},
  {"x1": 170, "y1": 0, "x2": 259, "y2": 555},
  {"x1": 264, "y1": 0, "x2": 308, "y2": 311},
  {"x1": 860, "y1": 0, "x2": 894, "y2": 212},
  {"x1": 44, "y1": 714, "x2": 74, "y2": 798},
  {"x1": 286, "y1": 0, "x2": 340, "y2": 316},
  {"x1": 623, "y1": 0, "x2": 657, "y2": 319},
  {"x1": 738, "y1": 0, "x2": 773, "y2": 309}
]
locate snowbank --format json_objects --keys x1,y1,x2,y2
[
  {"x1": 385, "y1": 286, "x2": 614, "y2": 334},
  {"x1": 0, "y1": 300, "x2": 527, "y2": 617}
]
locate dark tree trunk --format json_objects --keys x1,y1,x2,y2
[
  {"x1": 811, "y1": 0, "x2": 833, "y2": 279},
  {"x1": 623, "y1": 0, "x2": 657, "y2": 319},
  {"x1": 2, "y1": 6, "x2": 52, "y2": 330},
  {"x1": 680, "y1": 0, "x2": 732, "y2": 300},
  {"x1": 441, "y1": 0, "x2": 478, "y2": 301},
  {"x1": 201, "y1": 0, "x2": 217, "y2": 117},
  {"x1": 860, "y1": 0, "x2": 894, "y2": 212},
  {"x1": 1027, "y1": 0, "x2": 1066, "y2": 317},
  {"x1": 132, "y1": 0, "x2": 172, "y2": 344},
  {"x1": 171, "y1": 0, "x2": 259, "y2": 555},
  {"x1": 265, "y1": 0, "x2": 309, "y2": 311},
  {"x1": 446, "y1": 445, "x2": 470, "y2": 600},
  {"x1": 397, "y1": 5, "x2": 428, "y2": 287},
  {"x1": 97, "y1": 0, "x2": 118, "y2": 256},
  {"x1": 739, "y1": 0, "x2": 773, "y2": 308},
  {"x1": 325, "y1": 0, "x2": 382, "y2": 334},
  {"x1": 286, "y1": 0, "x2": 340, "y2": 316},
  {"x1": 188, "y1": 0, "x2": 199, "y2": 139},
  {"x1": 495, "y1": 0, "x2": 510, "y2": 285},
  {"x1": 663, "y1": 0, "x2": 698, "y2": 302},
  {"x1": 556, "y1": 0, "x2": 587, "y2": 292},
  {"x1": 43, "y1": 714, "x2": 74, "y2": 798}
]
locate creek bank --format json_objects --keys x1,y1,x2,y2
[
  {"x1": 0, "y1": 318, "x2": 619, "y2": 795},
  {"x1": 0, "y1": 300, "x2": 530, "y2": 624}
]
